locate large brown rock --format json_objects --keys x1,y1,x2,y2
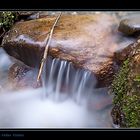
[{"x1": 1, "y1": 13, "x2": 135, "y2": 87}]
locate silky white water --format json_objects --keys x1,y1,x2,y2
[{"x1": 0, "y1": 48, "x2": 113, "y2": 128}]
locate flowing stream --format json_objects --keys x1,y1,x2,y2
[{"x1": 0, "y1": 48, "x2": 113, "y2": 128}]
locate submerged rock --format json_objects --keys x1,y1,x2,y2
[
  {"x1": 8, "y1": 62, "x2": 40, "y2": 89},
  {"x1": 2, "y1": 13, "x2": 134, "y2": 87},
  {"x1": 111, "y1": 39, "x2": 140, "y2": 128},
  {"x1": 118, "y1": 15, "x2": 140, "y2": 36}
]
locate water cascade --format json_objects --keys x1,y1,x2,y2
[{"x1": 0, "y1": 48, "x2": 113, "y2": 128}]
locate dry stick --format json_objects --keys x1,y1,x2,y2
[
  {"x1": 0, "y1": 28, "x2": 6, "y2": 38},
  {"x1": 37, "y1": 12, "x2": 62, "y2": 83}
]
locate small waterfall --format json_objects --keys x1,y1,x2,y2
[
  {"x1": 55, "y1": 61, "x2": 67, "y2": 100},
  {"x1": 41, "y1": 56, "x2": 97, "y2": 103},
  {"x1": 76, "y1": 72, "x2": 90, "y2": 103}
]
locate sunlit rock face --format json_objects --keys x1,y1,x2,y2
[{"x1": 2, "y1": 13, "x2": 135, "y2": 87}]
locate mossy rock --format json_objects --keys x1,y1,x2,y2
[
  {"x1": 111, "y1": 40, "x2": 140, "y2": 128},
  {"x1": 0, "y1": 12, "x2": 19, "y2": 44}
]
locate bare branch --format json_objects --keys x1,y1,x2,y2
[{"x1": 37, "y1": 12, "x2": 62, "y2": 83}]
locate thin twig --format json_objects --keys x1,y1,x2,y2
[
  {"x1": 0, "y1": 28, "x2": 6, "y2": 38},
  {"x1": 37, "y1": 12, "x2": 62, "y2": 83}
]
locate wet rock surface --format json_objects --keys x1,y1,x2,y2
[
  {"x1": 87, "y1": 87, "x2": 113, "y2": 111},
  {"x1": 114, "y1": 41, "x2": 138, "y2": 65},
  {"x1": 8, "y1": 62, "x2": 39, "y2": 89},
  {"x1": 2, "y1": 13, "x2": 135, "y2": 87},
  {"x1": 118, "y1": 15, "x2": 140, "y2": 36}
]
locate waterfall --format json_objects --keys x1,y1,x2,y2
[{"x1": 40, "y1": 56, "x2": 97, "y2": 103}]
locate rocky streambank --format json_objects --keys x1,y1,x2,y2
[
  {"x1": 111, "y1": 39, "x2": 140, "y2": 128},
  {"x1": 111, "y1": 14, "x2": 140, "y2": 128}
]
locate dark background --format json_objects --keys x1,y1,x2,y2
[
  {"x1": 0, "y1": 129, "x2": 140, "y2": 139},
  {"x1": 0, "y1": 0, "x2": 139, "y2": 10}
]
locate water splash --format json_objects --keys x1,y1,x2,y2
[{"x1": 0, "y1": 87, "x2": 112, "y2": 128}]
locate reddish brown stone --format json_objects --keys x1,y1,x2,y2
[{"x1": 2, "y1": 14, "x2": 134, "y2": 87}]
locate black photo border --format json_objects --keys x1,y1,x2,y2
[{"x1": 0, "y1": 0, "x2": 140, "y2": 139}]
